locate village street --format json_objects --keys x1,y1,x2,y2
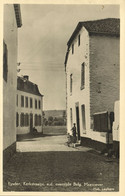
[{"x1": 3, "y1": 126, "x2": 119, "y2": 192}]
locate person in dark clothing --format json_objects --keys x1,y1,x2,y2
[
  {"x1": 71, "y1": 123, "x2": 77, "y2": 147},
  {"x1": 32, "y1": 127, "x2": 37, "y2": 134}
]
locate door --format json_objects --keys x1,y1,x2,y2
[
  {"x1": 76, "y1": 106, "x2": 80, "y2": 140},
  {"x1": 30, "y1": 113, "x2": 33, "y2": 132}
]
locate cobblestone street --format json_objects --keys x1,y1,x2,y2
[{"x1": 3, "y1": 126, "x2": 119, "y2": 192}]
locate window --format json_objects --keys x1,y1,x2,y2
[
  {"x1": 16, "y1": 95, "x2": 18, "y2": 107},
  {"x1": 97, "y1": 82, "x2": 101, "y2": 93},
  {"x1": 35, "y1": 114, "x2": 37, "y2": 126},
  {"x1": 21, "y1": 96, "x2": 24, "y2": 107},
  {"x1": 16, "y1": 113, "x2": 19, "y2": 127},
  {"x1": 20, "y1": 113, "x2": 24, "y2": 127},
  {"x1": 25, "y1": 114, "x2": 29, "y2": 127},
  {"x1": 78, "y1": 34, "x2": 80, "y2": 46},
  {"x1": 25, "y1": 97, "x2": 28, "y2": 108},
  {"x1": 70, "y1": 74, "x2": 73, "y2": 94},
  {"x1": 81, "y1": 105, "x2": 86, "y2": 133},
  {"x1": 30, "y1": 98, "x2": 33, "y2": 108},
  {"x1": 39, "y1": 115, "x2": 41, "y2": 126},
  {"x1": 39, "y1": 100, "x2": 41, "y2": 109},
  {"x1": 35, "y1": 99, "x2": 37, "y2": 109},
  {"x1": 3, "y1": 41, "x2": 8, "y2": 82},
  {"x1": 93, "y1": 112, "x2": 108, "y2": 132},
  {"x1": 70, "y1": 108, "x2": 73, "y2": 128},
  {"x1": 72, "y1": 44, "x2": 74, "y2": 54},
  {"x1": 81, "y1": 63, "x2": 85, "y2": 89}
]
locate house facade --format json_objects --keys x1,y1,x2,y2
[
  {"x1": 3, "y1": 4, "x2": 22, "y2": 163},
  {"x1": 65, "y1": 18, "x2": 120, "y2": 150},
  {"x1": 16, "y1": 76, "x2": 43, "y2": 134}
]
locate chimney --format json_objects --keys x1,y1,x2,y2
[{"x1": 23, "y1": 75, "x2": 29, "y2": 81}]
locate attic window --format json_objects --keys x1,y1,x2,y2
[{"x1": 72, "y1": 44, "x2": 74, "y2": 54}]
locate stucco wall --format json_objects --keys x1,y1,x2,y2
[
  {"x1": 3, "y1": 5, "x2": 18, "y2": 150},
  {"x1": 89, "y1": 35, "x2": 120, "y2": 116},
  {"x1": 16, "y1": 90, "x2": 43, "y2": 134},
  {"x1": 66, "y1": 27, "x2": 91, "y2": 137},
  {"x1": 113, "y1": 100, "x2": 119, "y2": 141}
]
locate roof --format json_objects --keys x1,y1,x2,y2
[
  {"x1": 67, "y1": 18, "x2": 120, "y2": 46},
  {"x1": 17, "y1": 77, "x2": 43, "y2": 97},
  {"x1": 14, "y1": 4, "x2": 22, "y2": 28}
]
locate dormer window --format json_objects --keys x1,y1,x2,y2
[
  {"x1": 78, "y1": 34, "x2": 80, "y2": 46},
  {"x1": 72, "y1": 44, "x2": 74, "y2": 54}
]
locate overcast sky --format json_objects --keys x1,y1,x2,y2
[{"x1": 18, "y1": 4, "x2": 119, "y2": 110}]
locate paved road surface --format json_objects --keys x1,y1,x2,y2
[
  {"x1": 4, "y1": 127, "x2": 119, "y2": 192},
  {"x1": 17, "y1": 134, "x2": 92, "y2": 152}
]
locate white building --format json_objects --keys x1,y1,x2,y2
[
  {"x1": 65, "y1": 18, "x2": 120, "y2": 151},
  {"x1": 16, "y1": 76, "x2": 43, "y2": 134},
  {"x1": 112, "y1": 100, "x2": 119, "y2": 157},
  {"x1": 3, "y1": 4, "x2": 22, "y2": 163}
]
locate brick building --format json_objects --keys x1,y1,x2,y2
[
  {"x1": 16, "y1": 76, "x2": 43, "y2": 134},
  {"x1": 3, "y1": 4, "x2": 22, "y2": 163},
  {"x1": 64, "y1": 18, "x2": 120, "y2": 150}
]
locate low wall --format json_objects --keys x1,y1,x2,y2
[{"x1": 3, "y1": 142, "x2": 16, "y2": 166}]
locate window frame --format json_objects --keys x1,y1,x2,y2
[
  {"x1": 21, "y1": 95, "x2": 24, "y2": 107},
  {"x1": 39, "y1": 100, "x2": 41, "y2": 109},
  {"x1": 35, "y1": 99, "x2": 37, "y2": 109},
  {"x1": 30, "y1": 98, "x2": 33, "y2": 108},
  {"x1": 16, "y1": 94, "x2": 18, "y2": 107},
  {"x1": 70, "y1": 74, "x2": 73, "y2": 95},
  {"x1": 25, "y1": 97, "x2": 28, "y2": 108},
  {"x1": 70, "y1": 108, "x2": 73, "y2": 128},
  {"x1": 20, "y1": 113, "x2": 24, "y2": 127},
  {"x1": 35, "y1": 114, "x2": 37, "y2": 126},
  {"x1": 81, "y1": 63, "x2": 85, "y2": 90},
  {"x1": 3, "y1": 41, "x2": 8, "y2": 82},
  {"x1": 16, "y1": 112, "x2": 19, "y2": 127},
  {"x1": 81, "y1": 104, "x2": 86, "y2": 133}
]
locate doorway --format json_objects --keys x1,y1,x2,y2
[{"x1": 76, "y1": 105, "x2": 80, "y2": 140}]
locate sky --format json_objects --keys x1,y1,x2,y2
[{"x1": 18, "y1": 4, "x2": 119, "y2": 110}]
